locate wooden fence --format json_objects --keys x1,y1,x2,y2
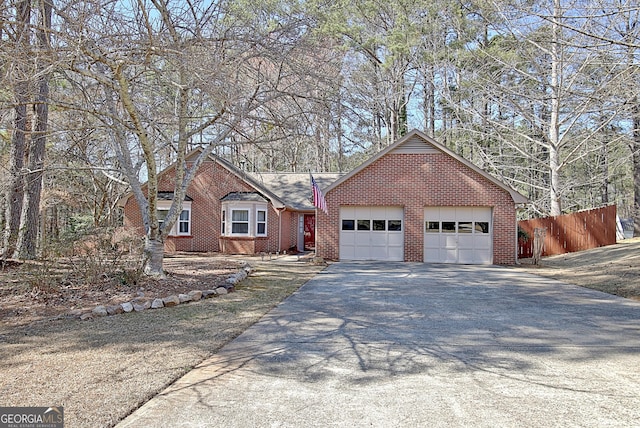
[{"x1": 517, "y1": 205, "x2": 617, "y2": 259}]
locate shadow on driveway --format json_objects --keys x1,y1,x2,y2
[{"x1": 119, "y1": 263, "x2": 640, "y2": 427}]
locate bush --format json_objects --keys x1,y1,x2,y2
[
  {"x1": 518, "y1": 227, "x2": 530, "y2": 242},
  {"x1": 40, "y1": 226, "x2": 145, "y2": 288}
]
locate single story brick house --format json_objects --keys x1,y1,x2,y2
[
  {"x1": 121, "y1": 150, "x2": 340, "y2": 255},
  {"x1": 122, "y1": 129, "x2": 528, "y2": 264}
]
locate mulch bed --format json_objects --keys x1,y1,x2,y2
[{"x1": 0, "y1": 254, "x2": 240, "y2": 327}]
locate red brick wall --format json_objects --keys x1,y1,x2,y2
[
  {"x1": 316, "y1": 153, "x2": 518, "y2": 264},
  {"x1": 123, "y1": 160, "x2": 296, "y2": 255}
]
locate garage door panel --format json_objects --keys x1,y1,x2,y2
[
  {"x1": 340, "y1": 206, "x2": 404, "y2": 261},
  {"x1": 424, "y1": 207, "x2": 493, "y2": 265},
  {"x1": 475, "y1": 235, "x2": 491, "y2": 247},
  {"x1": 355, "y1": 232, "x2": 371, "y2": 245},
  {"x1": 458, "y1": 249, "x2": 476, "y2": 264},
  {"x1": 439, "y1": 207, "x2": 456, "y2": 218},
  {"x1": 370, "y1": 246, "x2": 387, "y2": 260},
  {"x1": 388, "y1": 246, "x2": 403, "y2": 261},
  {"x1": 388, "y1": 233, "x2": 403, "y2": 246},
  {"x1": 458, "y1": 235, "x2": 475, "y2": 248},
  {"x1": 443, "y1": 235, "x2": 457, "y2": 248},
  {"x1": 424, "y1": 248, "x2": 439, "y2": 262},
  {"x1": 455, "y1": 209, "x2": 473, "y2": 222},
  {"x1": 444, "y1": 248, "x2": 458, "y2": 263},
  {"x1": 341, "y1": 233, "x2": 356, "y2": 245},
  {"x1": 341, "y1": 245, "x2": 355, "y2": 260},
  {"x1": 370, "y1": 207, "x2": 387, "y2": 219},
  {"x1": 341, "y1": 206, "x2": 356, "y2": 218},
  {"x1": 473, "y1": 207, "x2": 492, "y2": 222}
]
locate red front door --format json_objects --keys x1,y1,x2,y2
[{"x1": 304, "y1": 214, "x2": 315, "y2": 250}]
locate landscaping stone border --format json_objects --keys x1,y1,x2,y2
[{"x1": 76, "y1": 264, "x2": 254, "y2": 321}]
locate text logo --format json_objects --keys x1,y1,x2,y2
[{"x1": 0, "y1": 407, "x2": 64, "y2": 428}]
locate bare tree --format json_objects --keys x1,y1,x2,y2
[
  {"x1": 58, "y1": 0, "x2": 319, "y2": 276},
  {"x1": 438, "y1": 0, "x2": 631, "y2": 216},
  {"x1": 16, "y1": 0, "x2": 52, "y2": 258},
  {"x1": 2, "y1": 0, "x2": 30, "y2": 258}
]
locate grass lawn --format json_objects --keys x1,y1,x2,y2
[{"x1": 0, "y1": 257, "x2": 324, "y2": 427}]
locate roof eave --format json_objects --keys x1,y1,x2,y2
[
  {"x1": 211, "y1": 154, "x2": 287, "y2": 209},
  {"x1": 116, "y1": 147, "x2": 288, "y2": 210}
]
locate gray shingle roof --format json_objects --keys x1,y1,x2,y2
[
  {"x1": 249, "y1": 173, "x2": 342, "y2": 211},
  {"x1": 220, "y1": 192, "x2": 269, "y2": 202},
  {"x1": 158, "y1": 191, "x2": 193, "y2": 201}
]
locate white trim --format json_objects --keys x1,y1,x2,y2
[
  {"x1": 339, "y1": 206, "x2": 404, "y2": 261},
  {"x1": 220, "y1": 201, "x2": 269, "y2": 238},
  {"x1": 256, "y1": 209, "x2": 267, "y2": 236},
  {"x1": 157, "y1": 201, "x2": 192, "y2": 236}
]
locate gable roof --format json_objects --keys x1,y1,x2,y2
[
  {"x1": 324, "y1": 129, "x2": 529, "y2": 204},
  {"x1": 220, "y1": 192, "x2": 269, "y2": 203},
  {"x1": 200, "y1": 152, "x2": 343, "y2": 210},
  {"x1": 250, "y1": 172, "x2": 342, "y2": 211},
  {"x1": 158, "y1": 191, "x2": 193, "y2": 201},
  {"x1": 198, "y1": 151, "x2": 288, "y2": 209},
  {"x1": 119, "y1": 148, "x2": 342, "y2": 211}
]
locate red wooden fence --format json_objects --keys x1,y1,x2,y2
[{"x1": 517, "y1": 205, "x2": 617, "y2": 259}]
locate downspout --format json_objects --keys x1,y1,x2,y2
[
  {"x1": 277, "y1": 207, "x2": 285, "y2": 253},
  {"x1": 515, "y1": 203, "x2": 527, "y2": 265},
  {"x1": 515, "y1": 213, "x2": 520, "y2": 265}
]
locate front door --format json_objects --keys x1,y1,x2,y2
[{"x1": 304, "y1": 214, "x2": 315, "y2": 250}]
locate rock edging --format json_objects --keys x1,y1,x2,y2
[{"x1": 78, "y1": 263, "x2": 253, "y2": 321}]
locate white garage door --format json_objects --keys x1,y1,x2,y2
[
  {"x1": 340, "y1": 206, "x2": 404, "y2": 261},
  {"x1": 424, "y1": 207, "x2": 492, "y2": 264}
]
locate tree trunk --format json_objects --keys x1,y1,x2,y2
[
  {"x1": 3, "y1": 0, "x2": 30, "y2": 258},
  {"x1": 633, "y1": 100, "x2": 640, "y2": 236},
  {"x1": 423, "y1": 65, "x2": 435, "y2": 137},
  {"x1": 548, "y1": 0, "x2": 563, "y2": 216},
  {"x1": 4, "y1": 94, "x2": 27, "y2": 258},
  {"x1": 143, "y1": 236, "x2": 165, "y2": 278},
  {"x1": 16, "y1": 121, "x2": 45, "y2": 260},
  {"x1": 16, "y1": 0, "x2": 52, "y2": 259}
]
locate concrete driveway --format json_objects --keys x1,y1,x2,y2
[{"x1": 118, "y1": 263, "x2": 640, "y2": 427}]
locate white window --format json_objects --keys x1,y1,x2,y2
[
  {"x1": 157, "y1": 201, "x2": 191, "y2": 236},
  {"x1": 221, "y1": 202, "x2": 268, "y2": 237},
  {"x1": 257, "y1": 210, "x2": 267, "y2": 235},
  {"x1": 158, "y1": 209, "x2": 169, "y2": 230},
  {"x1": 231, "y1": 209, "x2": 249, "y2": 234},
  {"x1": 178, "y1": 209, "x2": 190, "y2": 234}
]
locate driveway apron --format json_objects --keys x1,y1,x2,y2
[{"x1": 118, "y1": 262, "x2": 640, "y2": 427}]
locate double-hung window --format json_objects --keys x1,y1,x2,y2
[
  {"x1": 157, "y1": 201, "x2": 191, "y2": 236},
  {"x1": 256, "y1": 210, "x2": 267, "y2": 236},
  {"x1": 221, "y1": 202, "x2": 268, "y2": 237},
  {"x1": 231, "y1": 209, "x2": 250, "y2": 234},
  {"x1": 178, "y1": 209, "x2": 190, "y2": 234}
]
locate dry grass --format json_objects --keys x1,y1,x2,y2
[
  {"x1": 2, "y1": 240, "x2": 639, "y2": 427},
  {"x1": 0, "y1": 256, "x2": 325, "y2": 427},
  {"x1": 516, "y1": 237, "x2": 640, "y2": 301}
]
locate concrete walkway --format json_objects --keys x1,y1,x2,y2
[{"x1": 118, "y1": 263, "x2": 640, "y2": 427}]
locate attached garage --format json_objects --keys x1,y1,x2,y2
[
  {"x1": 339, "y1": 206, "x2": 404, "y2": 261},
  {"x1": 424, "y1": 207, "x2": 492, "y2": 264},
  {"x1": 316, "y1": 130, "x2": 529, "y2": 265}
]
